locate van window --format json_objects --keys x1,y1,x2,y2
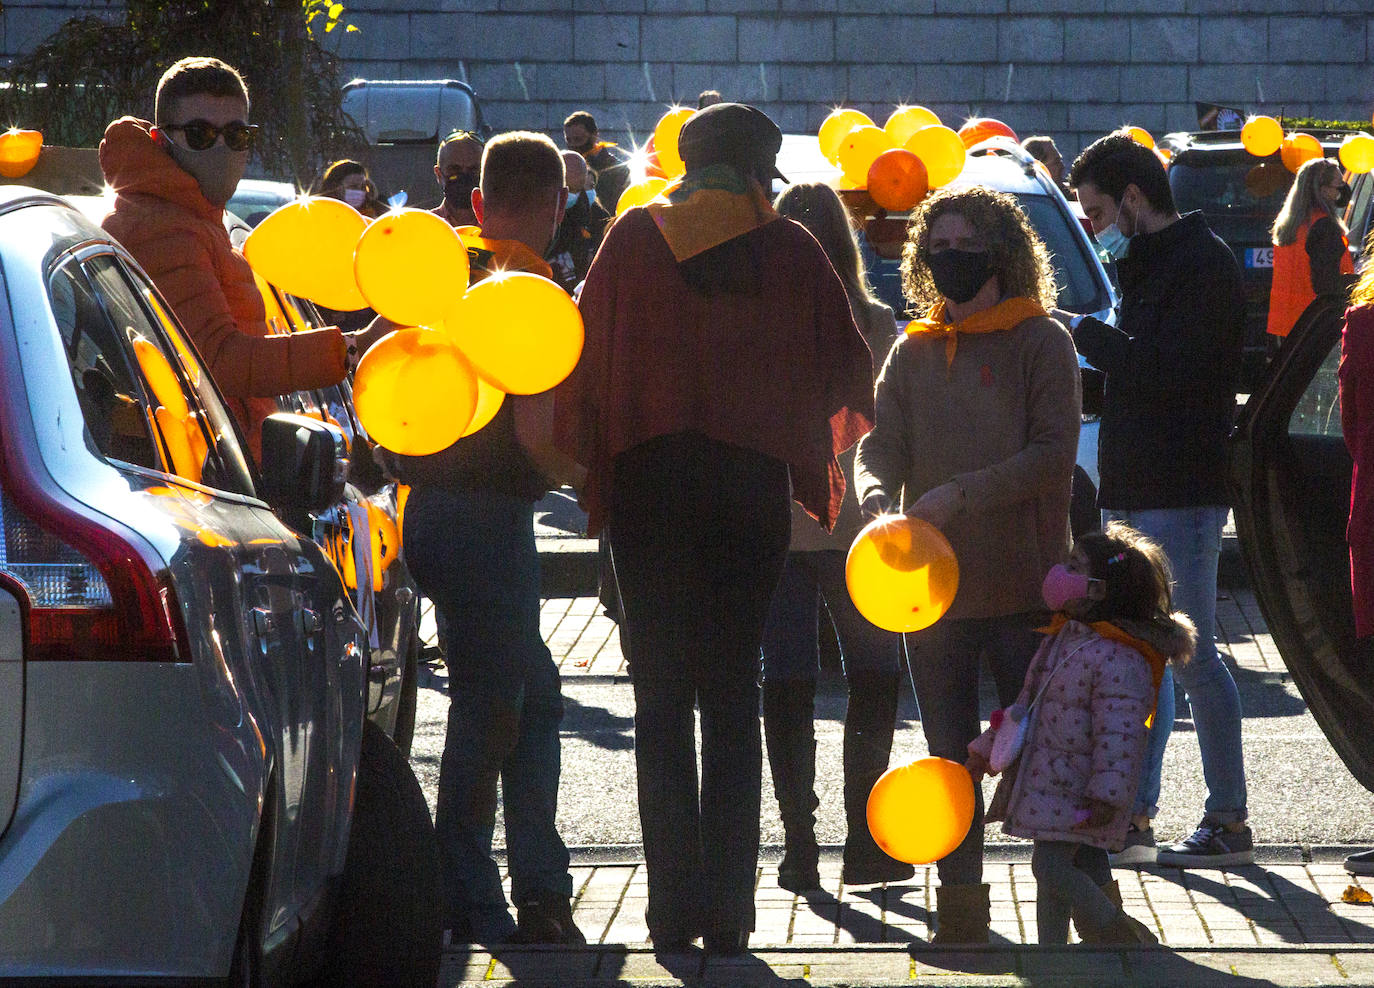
[{"x1": 48, "y1": 259, "x2": 162, "y2": 471}]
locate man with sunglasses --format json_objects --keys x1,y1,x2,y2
[
  {"x1": 432, "y1": 130, "x2": 483, "y2": 228},
  {"x1": 101, "y1": 56, "x2": 368, "y2": 463}
]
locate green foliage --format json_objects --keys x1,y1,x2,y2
[
  {"x1": 1281, "y1": 116, "x2": 1371, "y2": 133},
  {"x1": 0, "y1": 0, "x2": 365, "y2": 184}
]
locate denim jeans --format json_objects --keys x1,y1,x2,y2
[
  {"x1": 404, "y1": 484, "x2": 572, "y2": 939},
  {"x1": 904, "y1": 612, "x2": 1042, "y2": 886},
  {"x1": 608, "y1": 432, "x2": 791, "y2": 939},
  {"x1": 1104, "y1": 505, "x2": 1247, "y2": 824},
  {"x1": 761, "y1": 550, "x2": 903, "y2": 682}
]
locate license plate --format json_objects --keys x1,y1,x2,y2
[{"x1": 1246, "y1": 247, "x2": 1274, "y2": 269}]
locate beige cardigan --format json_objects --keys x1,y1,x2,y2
[
  {"x1": 852, "y1": 313, "x2": 1080, "y2": 620},
  {"x1": 789, "y1": 294, "x2": 899, "y2": 553}
]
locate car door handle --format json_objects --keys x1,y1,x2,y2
[{"x1": 253, "y1": 607, "x2": 274, "y2": 636}]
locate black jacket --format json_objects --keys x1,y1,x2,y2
[{"x1": 1073, "y1": 211, "x2": 1245, "y2": 509}]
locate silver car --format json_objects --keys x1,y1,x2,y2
[{"x1": 0, "y1": 188, "x2": 439, "y2": 984}]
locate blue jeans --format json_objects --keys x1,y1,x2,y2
[
  {"x1": 761, "y1": 550, "x2": 902, "y2": 682},
  {"x1": 404, "y1": 484, "x2": 572, "y2": 939},
  {"x1": 904, "y1": 612, "x2": 1041, "y2": 886},
  {"x1": 1104, "y1": 506, "x2": 1247, "y2": 824}
]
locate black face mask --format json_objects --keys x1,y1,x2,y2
[
  {"x1": 1335, "y1": 184, "x2": 1352, "y2": 209},
  {"x1": 927, "y1": 248, "x2": 993, "y2": 305},
  {"x1": 443, "y1": 170, "x2": 479, "y2": 212}
]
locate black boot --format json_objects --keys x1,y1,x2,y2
[
  {"x1": 841, "y1": 670, "x2": 915, "y2": 885},
  {"x1": 763, "y1": 679, "x2": 821, "y2": 893}
]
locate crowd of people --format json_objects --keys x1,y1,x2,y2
[{"x1": 95, "y1": 53, "x2": 1374, "y2": 956}]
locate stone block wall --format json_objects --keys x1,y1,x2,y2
[{"x1": 2, "y1": 0, "x2": 1370, "y2": 160}]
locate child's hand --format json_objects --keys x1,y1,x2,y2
[
  {"x1": 965, "y1": 752, "x2": 989, "y2": 782},
  {"x1": 1073, "y1": 799, "x2": 1116, "y2": 830}
]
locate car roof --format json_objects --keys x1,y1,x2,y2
[{"x1": 1159, "y1": 128, "x2": 1360, "y2": 154}]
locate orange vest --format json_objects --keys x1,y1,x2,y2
[{"x1": 1268, "y1": 211, "x2": 1354, "y2": 337}]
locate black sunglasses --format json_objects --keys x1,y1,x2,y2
[
  {"x1": 441, "y1": 129, "x2": 486, "y2": 147},
  {"x1": 163, "y1": 119, "x2": 259, "y2": 152}
]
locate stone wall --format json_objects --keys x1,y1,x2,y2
[{"x1": 3, "y1": 0, "x2": 1371, "y2": 159}]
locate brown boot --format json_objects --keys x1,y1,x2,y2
[
  {"x1": 1074, "y1": 880, "x2": 1158, "y2": 946},
  {"x1": 931, "y1": 883, "x2": 990, "y2": 944}
]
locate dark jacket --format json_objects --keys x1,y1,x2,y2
[{"x1": 1074, "y1": 211, "x2": 1244, "y2": 509}]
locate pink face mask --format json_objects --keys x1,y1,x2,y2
[{"x1": 1042, "y1": 563, "x2": 1091, "y2": 612}]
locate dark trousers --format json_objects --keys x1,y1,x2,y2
[
  {"x1": 904, "y1": 613, "x2": 1041, "y2": 886},
  {"x1": 608, "y1": 433, "x2": 791, "y2": 939}
]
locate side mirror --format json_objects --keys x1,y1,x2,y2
[{"x1": 260, "y1": 413, "x2": 348, "y2": 529}]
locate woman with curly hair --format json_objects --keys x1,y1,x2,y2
[{"x1": 854, "y1": 185, "x2": 1081, "y2": 943}]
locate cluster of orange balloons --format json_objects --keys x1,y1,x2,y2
[
  {"x1": 817, "y1": 106, "x2": 999, "y2": 213},
  {"x1": 243, "y1": 198, "x2": 584, "y2": 457},
  {"x1": 617, "y1": 108, "x2": 696, "y2": 217},
  {"x1": 846, "y1": 514, "x2": 960, "y2": 633}
]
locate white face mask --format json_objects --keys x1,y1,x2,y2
[{"x1": 343, "y1": 187, "x2": 367, "y2": 208}]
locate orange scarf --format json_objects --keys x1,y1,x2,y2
[
  {"x1": 907, "y1": 296, "x2": 1047, "y2": 370},
  {"x1": 644, "y1": 163, "x2": 778, "y2": 262},
  {"x1": 1040, "y1": 614, "x2": 1168, "y2": 727},
  {"x1": 455, "y1": 226, "x2": 554, "y2": 281}
]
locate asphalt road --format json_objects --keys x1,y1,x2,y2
[{"x1": 408, "y1": 643, "x2": 1374, "y2": 853}]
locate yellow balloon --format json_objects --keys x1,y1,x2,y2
[
  {"x1": 243, "y1": 197, "x2": 370, "y2": 311},
  {"x1": 1125, "y1": 126, "x2": 1155, "y2": 150},
  {"x1": 903, "y1": 125, "x2": 967, "y2": 189},
  {"x1": 1340, "y1": 135, "x2": 1374, "y2": 175},
  {"x1": 446, "y1": 273, "x2": 584, "y2": 395},
  {"x1": 884, "y1": 106, "x2": 942, "y2": 147},
  {"x1": 1241, "y1": 116, "x2": 1284, "y2": 158},
  {"x1": 819, "y1": 109, "x2": 875, "y2": 165},
  {"x1": 462, "y1": 378, "x2": 506, "y2": 437},
  {"x1": 846, "y1": 514, "x2": 959, "y2": 633},
  {"x1": 0, "y1": 129, "x2": 42, "y2": 178},
  {"x1": 353, "y1": 209, "x2": 470, "y2": 327},
  {"x1": 653, "y1": 107, "x2": 695, "y2": 179},
  {"x1": 867, "y1": 757, "x2": 976, "y2": 864},
  {"x1": 353, "y1": 327, "x2": 479, "y2": 456},
  {"x1": 837, "y1": 125, "x2": 896, "y2": 188},
  {"x1": 1281, "y1": 132, "x2": 1323, "y2": 174},
  {"x1": 616, "y1": 176, "x2": 669, "y2": 216}
]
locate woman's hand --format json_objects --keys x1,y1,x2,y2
[
  {"x1": 905, "y1": 481, "x2": 963, "y2": 529},
  {"x1": 1073, "y1": 799, "x2": 1117, "y2": 830}
]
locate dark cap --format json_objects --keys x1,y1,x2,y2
[{"x1": 678, "y1": 102, "x2": 787, "y2": 181}]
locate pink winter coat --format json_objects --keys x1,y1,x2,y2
[{"x1": 969, "y1": 615, "x2": 1194, "y2": 852}]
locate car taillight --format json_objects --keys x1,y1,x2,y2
[{"x1": 0, "y1": 487, "x2": 187, "y2": 662}]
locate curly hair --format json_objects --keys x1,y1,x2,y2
[
  {"x1": 1075, "y1": 521, "x2": 1174, "y2": 626},
  {"x1": 899, "y1": 186, "x2": 1058, "y2": 314}
]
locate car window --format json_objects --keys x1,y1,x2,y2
[
  {"x1": 1288, "y1": 339, "x2": 1343, "y2": 438},
  {"x1": 1170, "y1": 150, "x2": 1295, "y2": 249},
  {"x1": 90, "y1": 254, "x2": 257, "y2": 497},
  {"x1": 48, "y1": 258, "x2": 163, "y2": 471},
  {"x1": 1348, "y1": 174, "x2": 1374, "y2": 270}
]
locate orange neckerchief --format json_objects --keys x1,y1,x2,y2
[
  {"x1": 643, "y1": 163, "x2": 779, "y2": 263},
  {"x1": 1040, "y1": 614, "x2": 1168, "y2": 727},
  {"x1": 907, "y1": 296, "x2": 1047, "y2": 371},
  {"x1": 455, "y1": 226, "x2": 554, "y2": 282}
]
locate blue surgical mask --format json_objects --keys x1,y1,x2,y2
[
  {"x1": 585, "y1": 189, "x2": 596, "y2": 207},
  {"x1": 1096, "y1": 200, "x2": 1132, "y2": 260},
  {"x1": 566, "y1": 191, "x2": 581, "y2": 208}
]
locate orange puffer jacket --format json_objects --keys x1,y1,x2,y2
[{"x1": 99, "y1": 116, "x2": 347, "y2": 461}]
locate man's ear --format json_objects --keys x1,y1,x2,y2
[
  {"x1": 471, "y1": 187, "x2": 484, "y2": 225},
  {"x1": 555, "y1": 186, "x2": 568, "y2": 226},
  {"x1": 434, "y1": 163, "x2": 444, "y2": 187}
]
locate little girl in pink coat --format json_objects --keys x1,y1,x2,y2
[{"x1": 967, "y1": 522, "x2": 1195, "y2": 945}]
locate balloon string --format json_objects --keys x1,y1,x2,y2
[{"x1": 900, "y1": 634, "x2": 921, "y2": 745}]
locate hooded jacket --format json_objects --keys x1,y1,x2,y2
[
  {"x1": 99, "y1": 116, "x2": 348, "y2": 461},
  {"x1": 969, "y1": 613, "x2": 1196, "y2": 851}
]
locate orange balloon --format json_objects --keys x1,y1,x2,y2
[
  {"x1": 846, "y1": 515, "x2": 959, "y2": 633},
  {"x1": 884, "y1": 106, "x2": 942, "y2": 147},
  {"x1": 445, "y1": 272, "x2": 584, "y2": 395},
  {"x1": 462, "y1": 378, "x2": 506, "y2": 437},
  {"x1": 867, "y1": 149, "x2": 929, "y2": 212},
  {"x1": 0, "y1": 129, "x2": 42, "y2": 178},
  {"x1": 1244, "y1": 160, "x2": 1289, "y2": 199},
  {"x1": 352, "y1": 327, "x2": 479, "y2": 456},
  {"x1": 1340, "y1": 135, "x2": 1374, "y2": 175},
  {"x1": 353, "y1": 208, "x2": 470, "y2": 327},
  {"x1": 904, "y1": 125, "x2": 966, "y2": 189},
  {"x1": 957, "y1": 117, "x2": 1018, "y2": 149},
  {"x1": 1125, "y1": 126, "x2": 1155, "y2": 149},
  {"x1": 867, "y1": 757, "x2": 976, "y2": 864},
  {"x1": 1241, "y1": 115, "x2": 1283, "y2": 158},
  {"x1": 616, "y1": 176, "x2": 669, "y2": 216},
  {"x1": 243, "y1": 197, "x2": 370, "y2": 311},
  {"x1": 1280, "y1": 133, "x2": 1323, "y2": 174},
  {"x1": 837, "y1": 125, "x2": 896, "y2": 188},
  {"x1": 653, "y1": 107, "x2": 694, "y2": 179},
  {"x1": 819, "y1": 109, "x2": 875, "y2": 165}
]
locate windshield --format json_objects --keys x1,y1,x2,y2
[
  {"x1": 862, "y1": 191, "x2": 1110, "y2": 319},
  {"x1": 1169, "y1": 149, "x2": 1295, "y2": 250}
]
